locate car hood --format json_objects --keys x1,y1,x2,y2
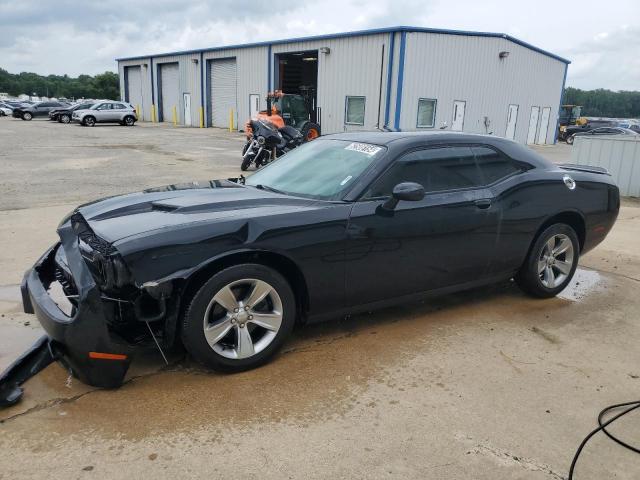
[{"x1": 77, "y1": 180, "x2": 322, "y2": 245}]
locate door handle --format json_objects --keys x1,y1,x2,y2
[{"x1": 474, "y1": 199, "x2": 492, "y2": 209}]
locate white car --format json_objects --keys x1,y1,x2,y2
[
  {"x1": 72, "y1": 101, "x2": 138, "y2": 127},
  {"x1": 0, "y1": 106, "x2": 12, "y2": 116}
]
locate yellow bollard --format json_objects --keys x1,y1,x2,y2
[
  {"x1": 229, "y1": 108, "x2": 234, "y2": 132},
  {"x1": 135, "y1": 104, "x2": 140, "y2": 119},
  {"x1": 199, "y1": 107, "x2": 204, "y2": 128},
  {"x1": 172, "y1": 106, "x2": 177, "y2": 126},
  {"x1": 151, "y1": 104, "x2": 156, "y2": 123}
]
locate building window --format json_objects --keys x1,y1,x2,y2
[
  {"x1": 345, "y1": 96, "x2": 366, "y2": 125},
  {"x1": 417, "y1": 98, "x2": 437, "y2": 128}
]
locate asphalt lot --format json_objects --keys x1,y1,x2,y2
[{"x1": 0, "y1": 118, "x2": 639, "y2": 479}]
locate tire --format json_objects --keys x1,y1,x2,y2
[
  {"x1": 59, "y1": 114, "x2": 71, "y2": 124},
  {"x1": 515, "y1": 223, "x2": 579, "y2": 298},
  {"x1": 300, "y1": 122, "x2": 320, "y2": 142},
  {"x1": 566, "y1": 134, "x2": 575, "y2": 145},
  {"x1": 83, "y1": 116, "x2": 96, "y2": 127},
  {"x1": 181, "y1": 264, "x2": 296, "y2": 372},
  {"x1": 22, "y1": 112, "x2": 33, "y2": 121},
  {"x1": 123, "y1": 115, "x2": 135, "y2": 126},
  {"x1": 240, "y1": 158, "x2": 251, "y2": 171}
]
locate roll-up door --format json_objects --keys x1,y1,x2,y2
[
  {"x1": 210, "y1": 59, "x2": 237, "y2": 128},
  {"x1": 159, "y1": 63, "x2": 179, "y2": 123},
  {"x1": 125, "y1": 66, "x2": 143, "y2": 115}
]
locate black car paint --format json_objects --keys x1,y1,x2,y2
[
  {"x1": 49, "y1": 103, "x2": 94, "y2": 120},
  {"x1": 4, "y1": 132, "x2": 619, "y2": 403},
  {"x1": 12, "y1": 101, "x2": 68, "y2": 119}
]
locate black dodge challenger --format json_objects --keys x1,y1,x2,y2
[{"x1": 0, "y1": 132, "x2": 619, "y2": 405}]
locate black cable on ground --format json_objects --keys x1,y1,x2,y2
[{"x1": 568, "y1": 400, "x2": 640, "y2": 479}]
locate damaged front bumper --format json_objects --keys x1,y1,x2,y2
[{"x1": 0, "y1": 226, "x2": 135, "y2": 407}]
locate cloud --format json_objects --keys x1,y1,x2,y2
[
  {"x1": 0, "y1": 0, "x2": 638, "y2": 91},
  {"x1": 562, "y1": 26, "x2": 640, "y2": 90}
]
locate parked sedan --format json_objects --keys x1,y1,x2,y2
[
  {"x1": 567, "y1": 127, "x2": 639, "y2": 144},
  {"x1": 1, "y1": 132, "x2": 619, "y2": 406},
  {"x1": 72, "y1": 101, "x2": 137, "y2": 126},
  {"x1": 49, "y1": 102, "x2": 95, "y2": 123},
  {"x1": 12, "y1": 101, "x2": 69, "y2": 120}
]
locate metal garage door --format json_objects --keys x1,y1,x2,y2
[
  {"x1": 210, "y1": 59, "x2": 237, "y2": 128},
  {"x1": 125, "y1": 66, "x2": 144, "y2": 116},
  {"x1": 159, "y1": 63, "x2": 179, "y2": 123}
]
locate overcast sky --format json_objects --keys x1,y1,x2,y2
[{"x1": 1, "y1": 0, "x2": 638, "y2": 90}]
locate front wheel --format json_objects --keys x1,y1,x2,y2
[
  {"x1": 59, "y1": 114, "x2": 71, "y2": 124},
  {"x1": 566, "y1": 134, "x2": 575, "y2": 145},
  {"x1": 22, "y1": 112, "x2": 33, "y2": 121},
  {"x1": 181, "y1": 264, "x2": 296, "y2": 372},
  {"x1": 83, "y1": 116, "x2": 96, "y2": 127},
  {"x1": 515, "y1": 224, "x2": 579, "y2": 298}
]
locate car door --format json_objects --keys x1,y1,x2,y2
[
  {"x1": 345, "y1": 145, "x2": 498, "y2": 307},
  {"x1": 472, "y1": 146, "x2": 537, "y2": 277},
  {"x1": 111, "y1": 103, "x2": 126, "y2": 122},
  {"x1": 94, "y1": 103, "x2": 111, "y2": 122},
  {"x1": 34, "y1": 102, "x2": 50, "y2": 117}
]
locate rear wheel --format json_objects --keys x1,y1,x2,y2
[
  {"x1": 181, "y1": 264, "x2": 296, "y2": 372},
  {"x1": 123, "y1": 115, "x2": 135, "y2": 126},
  {"x1": 22, "y1": 112, "x2": 32, "y2": 121},
  {"x1": 301, "y1": 122, "x2": 320, "y2": 142},
  {"x1": 83, "y1": 116, "x2": 96, "y2": 127},
  {"x1": 515, "y1": 223, "x2": 579, "y2": 298},
  {"x1": 59, "y1": 114, "x2": 71, "y2": 124},
  {"x1": 566, "y1": 134, "x2": 575, "y2": 145}
]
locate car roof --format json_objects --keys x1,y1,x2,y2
[
  {"x1": 324, "y1": 131, "x2": 518, "y2": 147},
  {"x1": 322, "y1": 131, "x2": 553, "y2": 169}
]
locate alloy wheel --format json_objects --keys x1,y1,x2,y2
[
  {"x1": 202, "y1": 278, "x2": 283, "y2": 359},
  {"x1": 538, "y1": 233, "x2": 574, "y2": 288}
]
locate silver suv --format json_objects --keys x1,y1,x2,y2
[{"x1": 72, "y1": 101, "x2": 137, "y2": 127}]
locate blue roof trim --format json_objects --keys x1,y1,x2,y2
[{"x1": 116, "y1": 25, "x2": 570, "y2": 65}]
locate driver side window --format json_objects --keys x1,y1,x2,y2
[{"x1": 363, "y1": 146, "x2": 481, "y2": 198}]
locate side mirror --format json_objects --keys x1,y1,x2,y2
[{"x1": 382, "y1": 182, "x2": 425, "y2": 210}]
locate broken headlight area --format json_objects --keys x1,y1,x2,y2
[{"x1": 67, "y1": 212, "x2": 179, "y2": 348}]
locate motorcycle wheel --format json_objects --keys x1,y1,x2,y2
[
  {"x1": 301, "y1": 122, "x2": 321, "y2": 142},
  {"x1": 241, "y1": 158, "x2": 251, "y2": 171}
]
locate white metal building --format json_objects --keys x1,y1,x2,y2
[{"x1": 116, "y1": 26, "x2": 569, "y2": 144}]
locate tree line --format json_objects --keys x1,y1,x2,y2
[
  {"x1": 563, "y1": 87, "x2": 640, "y2": 118},
  {"x1": 0, "y1": 68, "x2": 119, "y2": 100}
]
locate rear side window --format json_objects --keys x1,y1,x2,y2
[
  {"x1": 363, "y1": 146, "x2": 482, "y2": 197},
  {"x1": 472, "y1": 146, "x2": 525, "y2": 184},
  {"x1": 113, "y1": 103, "x2": 126, "y2": 109}
]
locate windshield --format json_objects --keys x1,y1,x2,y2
[{"x1": 245, "y1": 139, "x2": 386, "y2": 200}]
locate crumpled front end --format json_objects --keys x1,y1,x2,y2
[
  {"x1": 21, "y1": 215, "x2": 137, "y2": 388},
  {"x1": 1, "y1": 214, "x2": 151, "y2": 406}
]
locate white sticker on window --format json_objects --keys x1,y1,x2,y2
[
  {"x1": 345, "y1": 142, "x2": 382, "y2": 156},
  {"x1": 340, "y1": 175, "x2": 353, "y2": 186}
]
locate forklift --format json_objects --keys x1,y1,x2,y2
[{"x1": 244, "y1": 90, "x2": 321, "y2": 142}]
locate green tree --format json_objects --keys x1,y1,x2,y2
[
  {"x1": 564, "y1": 87, "x2": 640, "y2": 118},
  {"x1": 0, "y1": 68, "x2": 120, "y2": 100}
]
